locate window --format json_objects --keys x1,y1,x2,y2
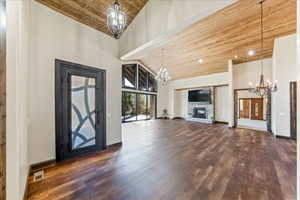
[
  {"x1": 122, "y1": 64, "x2": 137, "y2": 89},
  {"x1": 138, "y1": 66, "x2": 148, "y2": 91},
  {"x1": 137, "y1": 94, "x2": 147, "y2": 120},
  {"x1": 122, "y1": 92, "x2": 156, "y2": 122},
  {"x1": 122, "y1": 92, "x2": 137, "y2": 122},
  {"x1": 147, "y1": 95, "x2": 156, "y2": 119},
  {"x1": 148, "y1": 73, "x2": 157, "y2": 92},
  {"x1": 122, "y1": 64, "x2": 157, "y2": 92}
]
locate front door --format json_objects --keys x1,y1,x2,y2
[
  {"x1": 55, "y1": 60, "x2": 106, "y2": 162},
  {"x1": 251, "y1": 98, "x2": 264, "y2": 120},
  {"x1": 239, "y1": 99, "x2": 250, "y2": 119}
]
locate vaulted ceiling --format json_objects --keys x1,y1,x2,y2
[
  {"x1": 35, "y1": 0, "x2": 149, "y2": 37},
  {"x1": 124, "y1": 0, "x2": 296, "y2": 80}
]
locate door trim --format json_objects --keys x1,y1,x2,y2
[
  {"x1": 0, "y1": 0, "x2": 6, "y2": 199},
  {"x1": 290, "y1": 81, "x2": 297, "y2": 140},
  {"x1": 55, "y1": 59, "x2": 106, "y2": 162}
]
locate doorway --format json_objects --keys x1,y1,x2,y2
[
  {"x1": 234, "y1": 89, "x2": 271, "y2": 132},
  {"x1": 55, "y1": 60, "x2": 106, "y2": 162}
]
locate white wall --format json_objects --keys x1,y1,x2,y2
[
  {"x1": 6, "y1": 1, "x2": 30, "y2": 199},
  {"x1": 233, "y1": 58, "x2": 273, "y2": 89},
  {"x1": 215, "y1": 86, "x2": 229, "y2": 122},
  {"x1": 168, "y1": 72, "x2": 229, "y2": 118},
  {"x1": 272, "y1": 34, "x2": 297, "y2": 137},
  {"x1": 119, "y1": 0, "x2": 236, "y2": 57},
  {"x1": 157, "y1": 82, "x2": 169, "y2": 118},
  {"x1": 28, "y1": 1, "x2": 122, "y2": 165}
]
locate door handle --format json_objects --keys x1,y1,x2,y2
[{"x1": 96, "y1": 110, "x2": 101, "y2": 125}]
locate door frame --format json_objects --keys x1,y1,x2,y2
[
  {"x1": 0, "y1": 0, "x2": 6, "y2": 199},
  {"x1": 290, "y1": 81, "x2": 297, "y2": 140},
  {"x1": 55, "y1": 59, "x2": 106, "y2": 162},
  {"x1": 234, "y1": 88, "x2": 272, "y2": 132}
]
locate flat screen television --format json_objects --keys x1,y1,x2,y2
[{"x1": 188, "y1": 90, "x2": 211, "y2": 103}]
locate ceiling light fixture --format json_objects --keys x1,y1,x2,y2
[
  {"x1": 107, "y1": 0, "x2": 127, "y2": 39},
  {"x1": 248, "y1": 49, "x2": 255, "y2": 56},
  {"x1": 198, "y1": 59, "x2": 203, "y2": 64},
  {"x1": 234, "y1": 55, "x2": 238, "y2": 59},
  {"x1": 155, "y1": 48, "x2": 171, "y2": 84},
  {"x1": 248, "y1": 0, "x2": 277, "y2": 97}
]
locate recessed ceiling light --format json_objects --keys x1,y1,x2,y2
[
  {"x1": 234, "y1": 55, "x2": 238, "y2": 59},
  {"x1": 198, "y1": 59, "x2": 203, "y2": 64},
  {"x1": 248, "y1": 49, "x2": 255, "y2": 56}
]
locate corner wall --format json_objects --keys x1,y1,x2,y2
[{"x1": 6, "y1": 1, "x2": 30, "y2": 199}]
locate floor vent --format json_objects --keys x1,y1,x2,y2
[{"x1": 33, "y1": 170, "x2": 44, "y2": 182}]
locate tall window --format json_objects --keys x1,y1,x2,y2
[
  {"x1": 122, "y1": 64, "x2": 137, "y2": 89},
  {"x1": 138, "y1": 66, "x2": 148, "y2": 91},
  {"x1": 122, "y1": 92, "x2": 156, "y2": 122},
  {"x1": 148, "y1": 73, "x2": 157, "y2": 92},
  {"x1": 122, "y1": 64, "x2": 157, "y2": 92},
  {"x1": 122, "y1": 92, "x2": 137, "y2": 122}
]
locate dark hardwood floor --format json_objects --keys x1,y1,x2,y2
[{"x1": 27, "y1": 120, "x2": 296, "y2": 200}]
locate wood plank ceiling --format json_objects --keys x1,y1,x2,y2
[
  {"x1": 35, "y1": 0, "x2": 149, "y2": 37},
  {"x1": 125, "y1": 0, "x2": 296, "y2": 80}
]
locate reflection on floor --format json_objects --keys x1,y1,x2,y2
[
  {"x1": 238, "y1": 118, "x2": 267, "y2": 131},
  {"x1": 27, "y1": 120, "x2": 296, "y2": 200}
]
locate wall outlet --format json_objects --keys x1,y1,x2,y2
[{"x1": 33, "y1": 170, "x2": 44, "y2": 182}]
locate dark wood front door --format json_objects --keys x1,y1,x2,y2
[
  {"x1": 290, "y1": 81, "x2": 297, "y2": 140},
  {"x1": 251, "y1": 98, "x2": 264, "y2": 120},
  {"x1": 55, "y1": 60, "x2": 106, "y2": 162},
  {"x1": 239, "y1": 99, "x2": 250, "y2": 119}
]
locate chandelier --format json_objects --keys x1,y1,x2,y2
[
  {"x1": 107, "y1": 0, "x2": 127, "y2": 39},
  {"x1": 155, "y1": 49, "x2": 171, "y2": 84},
  {"x1": 248, "y1": 0, "x2": 277, "y2": 97}
]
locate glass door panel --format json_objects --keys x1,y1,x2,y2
[
  {"x1": 137, "y1": 94, "x2": 147, "y2": 120},
  {"x1": 147, "y1": 95, "x2": 156, "y2": 119},
  {"x1": 71, "y1": 75, "x2": 96, "y2": 150},
  {"x1": 122, "y1": 92, "x2": 137, "y2": 122}
]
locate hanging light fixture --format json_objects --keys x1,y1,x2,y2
[
  {"x1": 155, "y1": 48, "x2": 171, "y2": 84},
  {"x1": 107, "y1": 0, "x2": 127, "y2": 39},
  {"x1": 248, "y1": 0, "x2": 277, "y2": 97}
]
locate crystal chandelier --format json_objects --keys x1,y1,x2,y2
[
  {"x1": 155, "y1": 48, "x2": 171, "y2": 84},
  {"x1": 248, "y1": 0, "x2": 277, "y2": 97},
  {"x1": 107, "y1": 0, "x2": 127, "y2": 39}
]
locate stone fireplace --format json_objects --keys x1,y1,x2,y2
[
  {"x1": 185, "y1": 87, "x2": 215, "y2": 123},
  {"x1": 192, "y1": 107, "x2": 207, "y2": 119}
]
